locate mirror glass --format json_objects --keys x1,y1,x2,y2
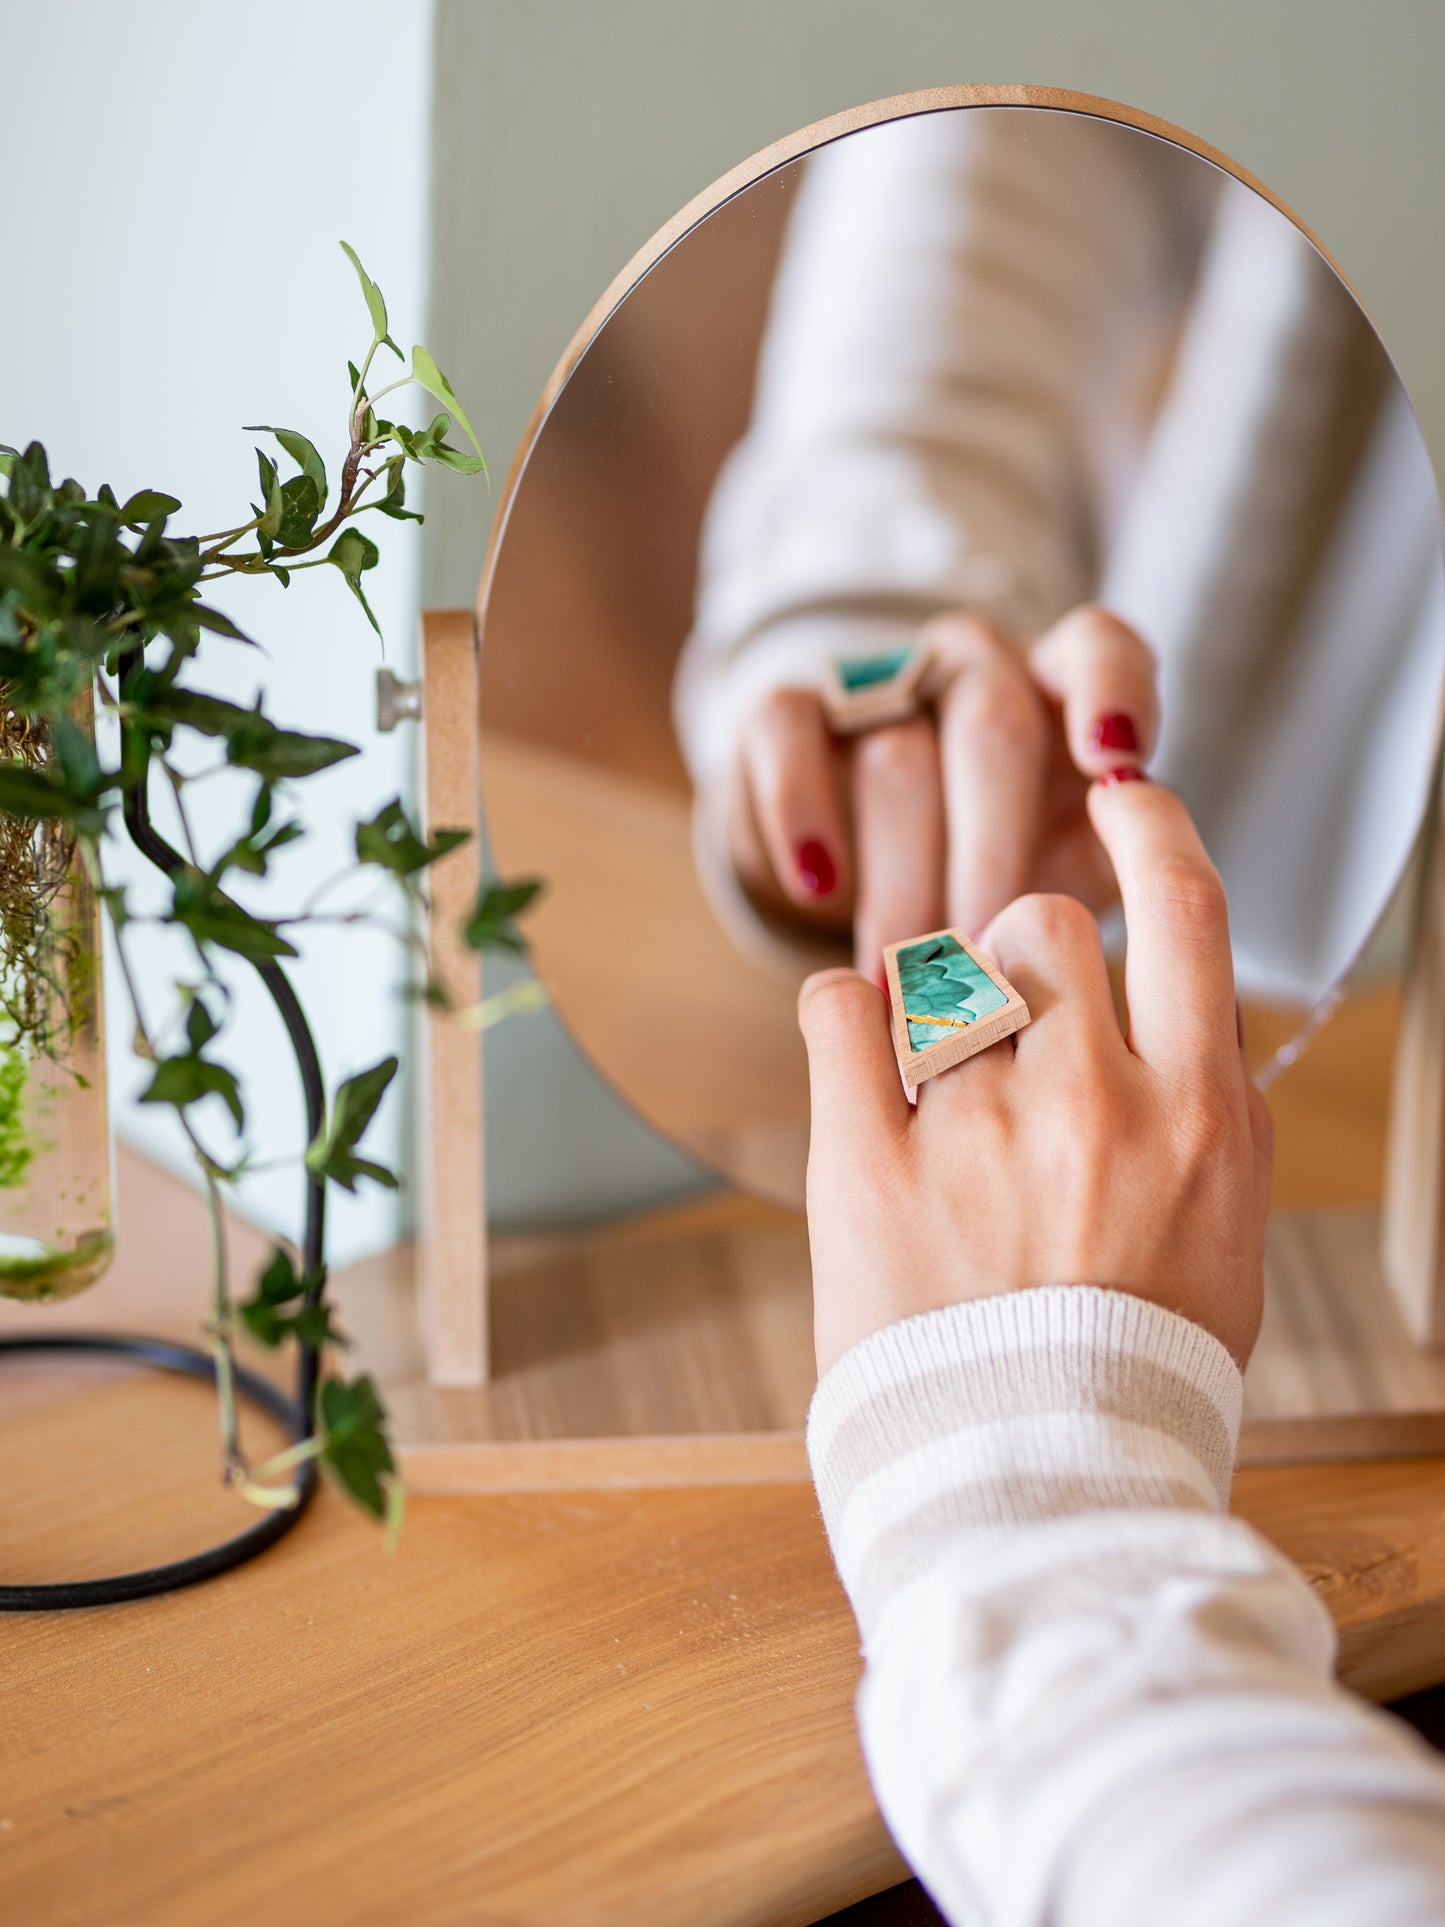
[{"x1": 479, "y1": 104, "x2": 1445, "y2": 1207}]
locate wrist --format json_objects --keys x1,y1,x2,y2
[{"x1": 807, "y1": 1285, "x2": 1243, "y2": 1641}]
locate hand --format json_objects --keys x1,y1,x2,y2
[
  {"x1": 727, "y1": 604, "x2": 1157, "y2": 980},
  {"x1": 797, "y1": 775, "x2": 1273, "y2": 1375}
]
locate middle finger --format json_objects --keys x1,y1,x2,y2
[{"x1": 851, "y1": 716, "x2": 946, "y2": 982}]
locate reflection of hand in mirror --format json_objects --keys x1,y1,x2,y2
[
  {"x1": 799, "y1": 771, "x2": 1271, "y2": 1375},
  {"x1": 728, "y1": 603, "x2": 1156, "y2": 980}
]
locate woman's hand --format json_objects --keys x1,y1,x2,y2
[
  {"x1": 727, "y1": 604, "x2": 1157, "y2": 980},
  {"x1": 798, "y1": 775, "x2": 1273, "y2": 1375}
]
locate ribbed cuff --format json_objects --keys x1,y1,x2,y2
[{"x1": 807, "y1": 1287, "x2": 1243, "y2": 1640}]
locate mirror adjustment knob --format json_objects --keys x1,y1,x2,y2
[{"x1": 376, "y1": 668, "x2": 423, "y2": 733}]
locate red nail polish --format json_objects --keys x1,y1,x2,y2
[
  {"x1": 1097, "y1": 765, "x2": 1148, "y2": 786},
  {"x1": 796, "y1": 838, "x2": 837, "y2": 896},
  {"x1": 1091, "y1": 712, "x2": 1139, "y2": 755}
]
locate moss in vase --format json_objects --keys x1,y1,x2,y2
[
  {"x1": 0, "y1": 1225, "x2": 113, "y2": 1301},
  {"x1": 0, "y1": 1047, "x2": 31, "y2": 1190}
]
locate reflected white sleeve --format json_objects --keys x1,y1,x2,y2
[
  {"x1": 807, "y1": 1287, "x2": 1445, "y2": 1927},
  {"x1": 674, "y1": 111, "x2": 1183, "y2": 788}
]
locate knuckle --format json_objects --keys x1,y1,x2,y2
[
  {"x1": 1012, "y1": 890, "x2": 1097, "y2": 946},
  {"x1": 991, "y1": 891, "x2": 1099, "y2": 964},
  {"x1": 798, "y1": 973, "x2": 874, "y2": 1045},
  {"x1": 756, "y1": 685, "x2": 817, "y2": 735},
  {"x1": 1171, "y1": 1077, "x2": 1247, "y2": 1172},
  {"x1": 1143, "y1": 856, "x2": 1227, "y2": 935},
  {"x1": 855, "y1": 718, "x2": 935, "y2": 787},
  {"x1": 948, "y1": 675, "x2": 1044, "y2": 755}
]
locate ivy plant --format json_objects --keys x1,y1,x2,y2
[{"x1": 0, "y1": 243, "x2": 540, "y2": 1532}]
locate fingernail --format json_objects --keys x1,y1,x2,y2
[
  {"x1": 1097, "y1": 765, "x2": 1149, "y2": 786},
  {"x1": 796, "y1": 838, "x2": 837, "y2": 896},
  {"x1": 1091, "y1": 712, "x2": 1139, "y2": 755}
]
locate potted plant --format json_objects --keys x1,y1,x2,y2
[{"x1": 0, "y1": 244, "x2": 537, "y2": 1548}]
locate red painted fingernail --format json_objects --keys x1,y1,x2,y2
[
  {"x1": 796, "y1": 838, "x2": 837, "y2": 896},
  {"x1": 1097, "y1": 765, "x2": 1149, "y2": 786},
  {"x1": 1091, "y1": 712, "x2": 1139, "y2": 755}
]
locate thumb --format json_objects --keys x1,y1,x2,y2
[{"x1": 797, "y1": 969, "x2": 911, "y2": 1172}]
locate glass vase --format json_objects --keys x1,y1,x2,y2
[{"x1": 0, "y1": 700, "x2": 113, "y2": 1301}]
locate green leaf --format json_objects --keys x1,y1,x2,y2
[
  {"x1": 430, "y1": 442, "x2": 487, "y2": 477},
  {"x1": 305, "y1": 1056, "x2": 400, "y2": 1194},
  {"x1": 409, "y1": 346, "x2": 487, "y2": 478},
  {"x1": 186, "y1": 996, "x2": 219, "y2": 1052},
  {"x1": 244, "y1": 427, "x2": 327, "y2": 506},
  {"x1": 49, "y1": 716, "x2": 103, "y2": 798},
  {"x1": 0, "y1": 762, "x2": 107, "y2": 833},
  {"x1": 327, "y1": 528, "x2": 382, "y2": 638},
  {"x1": 168, "y1": 870, "x2": 298, "y2": 962},
  {"x1": 126, "y1": 680, "x2": 358, "y2": 781},
  {"x1": 319, "y1": 1373, "x2": 396, "y2": 1518},
  {"x1": 460, "y1": 876, "x2": 544, "y2": 954},
  {"x1": 138, "y1": 1052, "x2": 244, "y2": 1130},
  {"x1": 117, "y1": 489, "x2": 182, "y2": 529},
  {"x1": 255, "y1": 449, "x2": 282, "y2": 539},
  {"x1": 355, "y1": 798, "x2": 468, "y2": 877},
  {"x1": 272, "y1": 474, "x2": 321, "y2": 549},
  {"x1": 232, "y1": 724, "x2": 356, "y2": 781},
  {"x1": 191, "y1": 604, "x2": 256, "y2": 644},
  {"x1": 340, "y1": 241, "x2": 400, "y2": 356},
  {"x1": 375, "y1": 459, "x2": 423, "y2": 523},
  {"x1": 238, "y1": 1246, "x2": 343, "y2": 1347}
]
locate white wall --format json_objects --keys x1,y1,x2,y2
[{"x1": 0, "y1": 0, "x2": 437, "y2": 1263}]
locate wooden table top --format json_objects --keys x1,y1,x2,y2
[{"x1": 7, "y1": 1069, "x2": 1445, "y2": 1926}]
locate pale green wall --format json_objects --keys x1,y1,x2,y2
[{"x1": 426, "y1": 0, "x2": 1445, "y2": 1227}]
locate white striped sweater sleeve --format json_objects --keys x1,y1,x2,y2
[{"x1": 807, "y1": 1287, "x2": 1445, "y2": 1927}]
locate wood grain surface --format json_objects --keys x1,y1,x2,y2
[
  {"x1": 5, "y1": 1000, "x2": 1445, "y2": 1924},
  {"x1": 5, "y1": 1364, "x2": 1445, "y2": 1927},
  {"x1": 418, "y1": 608, "x2": 488, "y2": 1385}
]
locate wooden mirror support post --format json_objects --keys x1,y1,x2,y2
[
  {"x1": 1384, "y1": 754, "x2": 1445, "y2": 1345},
  {"x1": 412, "y1": 609, "x2": 488, "y2": 1386}
]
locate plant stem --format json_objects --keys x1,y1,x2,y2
[{"x1": 201, "y1": 1163, "x2": 245, "y2": 1483}]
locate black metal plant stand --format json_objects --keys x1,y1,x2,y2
[{"x1": 0, "y1": 665, "x2": 328, "y2": 1610}]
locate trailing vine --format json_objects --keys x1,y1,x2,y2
[{"x1": 0, "y1": 244, "x2": 541, "y2": 1527}]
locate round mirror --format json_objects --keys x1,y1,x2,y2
[{"x1": 478, "y1": 89, "x2": 1445, "y2": 1207}]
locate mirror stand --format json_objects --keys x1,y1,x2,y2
[
  {"x1": 326, "y1": 613, "x2": 1445, "y2": 1493},
  {"x1": 1384, "y1": 758, "x2": 1445, "y2": 1342}
]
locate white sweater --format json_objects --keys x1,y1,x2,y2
[
  {"x1": 675, "y1": 109, "x2": 1445, "y2": 1003},
  {"x1": 807, "y1": 1287, "x2": 1445, "y2": 1926}
]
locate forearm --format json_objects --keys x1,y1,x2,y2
[{"x1": 808, "y1": 1287, "x2": 1445, "y2": 1927}]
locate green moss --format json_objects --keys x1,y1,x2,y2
[
  {"x1": 0, "y1": 1225, "x2": 114, "y2": 1302},
  {"x1": 0, "y1": 1047, "x2": 31, "y2": 1190},
  {"x1": 898, "y1": 934, "x2": 1006, "y2": 1052}
]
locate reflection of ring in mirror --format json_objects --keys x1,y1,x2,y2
[
  {"x1": 820, "y1": 636, "x2": 932, "y2": 734},
  {"x1": 884, "y1": 929, "x2": 1030, "y2": 1086}
]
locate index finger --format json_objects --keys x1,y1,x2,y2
[{"x1": 1085, "y1": 775, "x2": 1237, "y2": 1082}]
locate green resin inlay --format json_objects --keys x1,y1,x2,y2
[
  {"x1": 837, "y1": 645, "x2": 913, "y2": 692},
  {"x1": 897, "y1": 934, "x2": 1006, "y2": 1053},
  {"x1": 0, "y1": 1226, "x2": 114, "y2": 1303}
]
